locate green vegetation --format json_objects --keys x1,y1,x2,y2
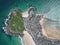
[{"x1": 9, "y1": 9, "x2": 25, "y2": 33}]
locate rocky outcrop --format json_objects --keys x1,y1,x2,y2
[
  {"x1": 23, "y1": 7, "x2": 60, "y2": 45},
  {"x1": 3, "y1": 9, "x2": 24, "y2": 37}
]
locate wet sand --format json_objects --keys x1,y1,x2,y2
[
  {"x1": 23, "y1": 31, "x2": 36, "y2": 45},
  {"x1": 40, "y1": 17, "x2": 60, "y2": 39}
]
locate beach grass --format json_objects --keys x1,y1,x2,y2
[{"x1": 9, "y1": 9, "x2": 25, "y2": 33}]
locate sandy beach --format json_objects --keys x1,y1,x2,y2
[
  {"x1": 22, "y1": 11, "x2": 28, "y2": 18},
  {"x1": 23, "y1": 31, "x2": 36, "y2": 45},
  {"x1": 40, "y1": 17, "x2": 60, "y2": 39}
]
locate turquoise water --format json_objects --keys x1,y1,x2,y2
[{"x1": 0, "y1": 0, "x2": 60, "y2": 45}]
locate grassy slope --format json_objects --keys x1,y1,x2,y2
[{"x1": 9, "y1": 9, "x2": 25, "y2": 33}]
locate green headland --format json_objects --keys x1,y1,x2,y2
[{"x1": 8, "y1": 8, "x2": 25, "y2": 34}]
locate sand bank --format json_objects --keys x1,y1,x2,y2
[
  {"x1": 40, "y1": 17, "x2": 60, "y2": 39},
  {"x1": 23, "y1": 31, "x2": 36, "y2": 45}
]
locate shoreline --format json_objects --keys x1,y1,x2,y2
[
  {"x1": 23, "y1": 31, "x2": 36, "y2": 45},
  {"x1": 3, "y1": 11, "x2": 12, "y2": 34},
  {"x1": 3, "y1": 10, "x2": 14, "y2": 34},
  {"x1": 18, "y1": 31, "x2": 36, "y2": 45},
  {"x1": 3, "y1": 8, "x2": 24, "y2": 36},
  {"x1": 3, "y1": 8, "x2": 36, "y2": 45},
  {"x1": 19, "y1": 36, "x2": 26, "y2": 45}
]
